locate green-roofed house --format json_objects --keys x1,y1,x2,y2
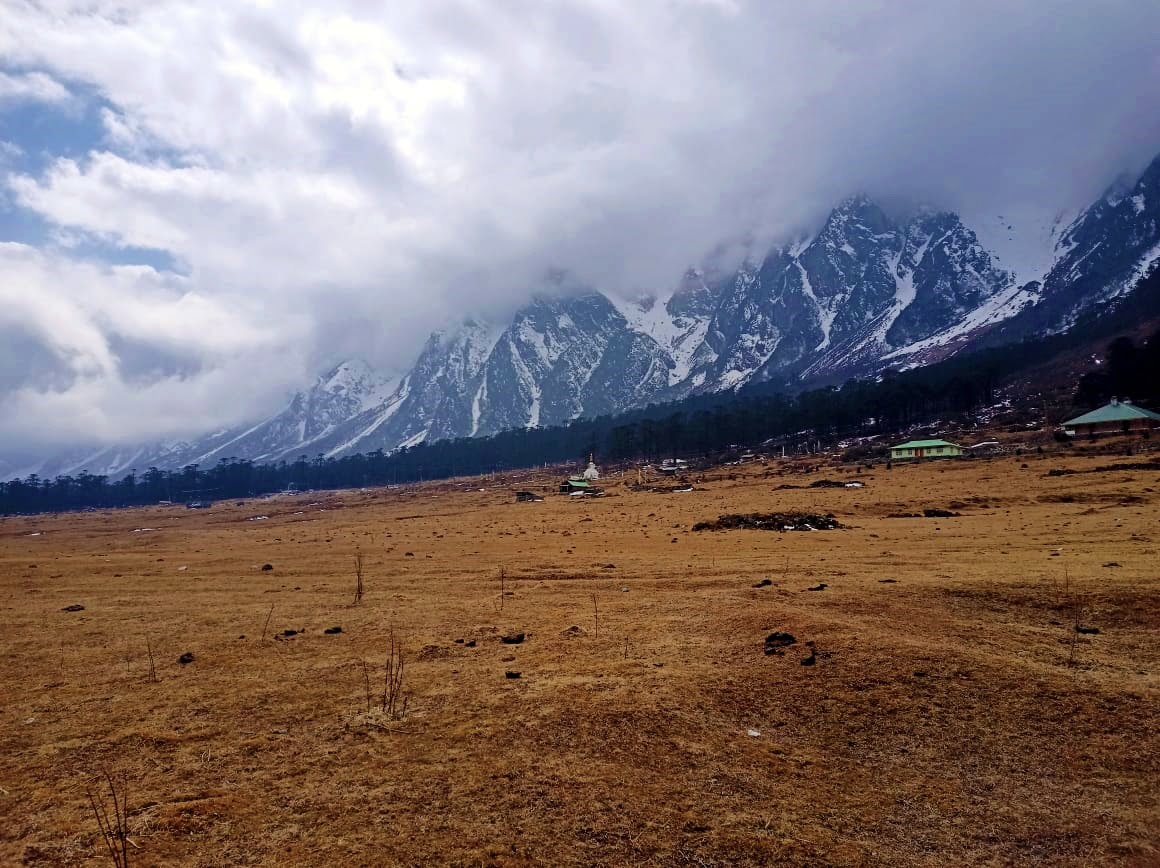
[
  {"x1": 1062, "y1": 398, "x2": 1160, "y2": 438},
  {"x1": 890, "y1": 439, "x2": 963, "y2": 461}
]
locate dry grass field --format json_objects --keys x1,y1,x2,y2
[{"x1": 2, "y1": 449, "x2": 1158, "y2": 866}]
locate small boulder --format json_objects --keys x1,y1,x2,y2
[
  {"x1": 505, "y1": 671, "x2": 522, "y2": 679},
  {"x1": 500, "y1": 632, "x2": 526, "y2": 645},
  {"x1": 805, "y1": 583, "x2": 828, "y2": 592},
  {"x1": 323, "y1": 626, "x2": 343, "y2": 635},
  {"x1": 61, "y1": 604, "x2": 85, "y2": 612},
  {"x1": 178, "y1": 652, "x2": 195, "y2": 665},
  {"x1": 260, "y1": 563, "x2": 274, "y2": 571},
  {"x1": 752, "y1": 579, "x2": 773, "y2": 588}
]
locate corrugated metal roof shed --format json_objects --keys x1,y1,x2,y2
[{"x1": 1063, "y1": 400, "x2": 1160, "y2": 426}]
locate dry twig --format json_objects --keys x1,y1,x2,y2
[{"x1": 86, "y1": 769, "x2": 130, "y2": 868}]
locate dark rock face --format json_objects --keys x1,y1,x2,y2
[{"x1": 886, "y1": 212, "x2": 1011, "y2": 347}]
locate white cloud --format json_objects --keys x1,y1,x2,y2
[
  {"x1": 0, "y1": 242, "x2": 311, "y2": 446},
  {"x1": 0, "y1": 70, "x2": 71, "y2": 104},
  {"x1": 1, "y1": 0, "x2": 1159, "y2": 453}
]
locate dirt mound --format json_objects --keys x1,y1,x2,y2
[
  {"x1": 692, "y1": 512, "x2": 843, "y2": 532},
  {"x1": 1050, "y1": 461, "x2": 1160, "y2": 477},
  {"x1": 774, "y1": 479, "x2": 865, "y2": 491},
  {"x1": 763, "y1": 632, "x2": 797, "y2": 655}
]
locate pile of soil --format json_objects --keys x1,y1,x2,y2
[
  {"x1": 774, "y1": 479, "x2": 864, "y2": 491},
  {"x1": 887, "y1": 508, "x2": 962, "y2": 518},
  {"x1": 692, "y1": 512, "x2": 843, "y2": 532}
]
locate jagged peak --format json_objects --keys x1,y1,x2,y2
[
  {"x1": 319, "y1": 358, "x2": 376, "y2": 389},
  {"x1": 1099, "y1": 171, "x2": 1137, "y2": 207},
  {"x1": 1137, "y1": 148, "x2": 1160, "y2": 189},
  {"x1": 835, "y1": 192, "x2": 875, "y2": 212},
  {"x1": 906, "y1": 205, "x2": 959, "y2": 227},
  {"x1": 817, "y1": 193, "x2": 893, "y2": 238}
]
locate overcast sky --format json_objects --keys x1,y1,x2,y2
[{"x1": 2, "y1": 0, "x2": 1160, "y2": 456}]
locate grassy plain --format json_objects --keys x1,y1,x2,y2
[{"x1": 1, "y1": 449, "x2": 1158, "y2": 865}]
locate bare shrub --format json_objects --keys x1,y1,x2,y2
[
  {"x1": 381, "y1": 630, "x2": 409, "y2": 721},
  {"x1": 353, "y1": 550, "x2": 365, "y2": 605},
  {"x1": 86, "y1": 769, "x2": 130, "y2": 867}
]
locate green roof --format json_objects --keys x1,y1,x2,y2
[
  {"x1": 1063, "y1": 401, "x2": 1160, "y2": 426},
  {"x1": 564, "y1": 479, "x2": 591, "y2": 488},
  {"x1": 892, "y1": 439, "x2": 960, "y2": 449}
]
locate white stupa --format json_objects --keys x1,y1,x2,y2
[{"x1": 582, "y1": 454, "x2": 600, "y2": 481}]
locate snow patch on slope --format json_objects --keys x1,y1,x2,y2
[
  {"x1": 966, "y1": 205, "x2": 1075, "y2": 286},
  {"x1": 795, "y1": 261, "x2": 836, "y2": 350},
  {"x1": 607, "y1": 291, "x2": 711, "y2": 385},
  {"x1": 882, "y1": 279, "x2": 1040, "y2": 362}
]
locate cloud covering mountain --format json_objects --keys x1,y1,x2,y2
[{"x1": 2, "y1": 0, "x2": 1160, "y2": 455}]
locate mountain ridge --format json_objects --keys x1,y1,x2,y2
[{"x1": 10, "y1": 151, "x2": 1160, "y2": 480}]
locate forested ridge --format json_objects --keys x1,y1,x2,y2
[{"x1": 4, "y1": 274, "x2": 1159, "y2": 515}]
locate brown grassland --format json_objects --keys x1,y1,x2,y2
[{"x1": 1, "y1": 448, "x2": 1158, "y2": 866}]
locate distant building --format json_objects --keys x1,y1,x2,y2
[
  {"x1": 515, "y1": 491, "x2": 543, "y2": 502},
  {"x1": 890, "y1": 439, "x2": 963, "y2": 460},
  {"x1": 1062, "y1": 399, "x2": 1160, "y2": 438},
  {"x1": 560, "y1": 479, "x2": 591, "y2": 494},
  {"x1": 582, "y1": 455, "x2": 600, "y2": 481}
]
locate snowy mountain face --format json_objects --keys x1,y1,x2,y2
[
  {"x1": 693, "y1": 198, "x2": 1014, "y2": 384},
  {"x1": 13, "y1": 150, "x2": 1160, "y2": 480},
  {"x1": 996, "y1": 154, "x2": 1160, "y2": 336}
]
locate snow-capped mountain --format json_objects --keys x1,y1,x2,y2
[
  {"x1": 11, "y1": 150, "x2": 1160, "y2": 480},
  {"x1": 995, "y1": 156, "x2": 1160, "y2": 337},
  {"x1": 11, "y1": 360, "x2": 400, "y2": 480}
]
